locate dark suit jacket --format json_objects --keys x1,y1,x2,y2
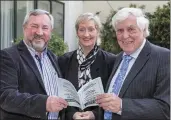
[
  {"x1": 100, "y1": 41, "x2": 170, "y2": 120},
  {"x1": 58, "y1": 49, "x2": 116, "y2": 120},
  {"x1": 0, "y1": 41, "x2": 64, "y2": 120}
]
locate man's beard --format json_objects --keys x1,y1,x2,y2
[
  {"x1": 31, "y1": 40, "x2": 47, "y2": 52},
  {"x1": 30, "y1": 34, "x2": 48, "y2": 52}
]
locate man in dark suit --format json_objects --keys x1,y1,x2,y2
[
  {"x1": 0, "y1": 9, "x2": 68, "y2": 120},
  {"x1": 96, "y1": 7, "x2": 170, "y2": 120}
]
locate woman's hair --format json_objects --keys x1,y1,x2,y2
[
  {"x1": 112, "y1": 7, "x2": 150, "y2": 37},
  {"x1": 23, "y1": 9, "x2": 54, "y2": 29},
  {"x1": 75, "y1": 12, "x2": 102, "y2": 45}
]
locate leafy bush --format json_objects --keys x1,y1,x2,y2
[
  {"x1": 14, "y1": 34, "x2": 67, "y2": 56},
  {"x1": 48, "y1": 34, "x2": 68, "y2": 56},
  {"x1": 100, "y1": 3, "x2": 170, "y2": 54},
  {"x1": 147, "y1": 2, "x2": 170, "y2": 48},
  {"x1": 100, "y1": 10, "x2": 121, "y2": 54}
]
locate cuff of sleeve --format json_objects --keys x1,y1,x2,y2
[{"x1": 117, "y1": 99, "x2": 122, "y2": 115}]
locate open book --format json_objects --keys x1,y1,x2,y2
[{"x1": 58, "y1": 77, "x2": 104, "y2": 110}]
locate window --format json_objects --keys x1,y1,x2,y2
[
  {"x1": 52, "y1": 1, "x2": 64, "y2": 38},
  {"x1": 0, "y1": 0, "x2": 64, "y2": 49},
  {"x1": 16, "y1": 1, "x2": 34, "y2": 38},
  {"x1": 37, "y1": 1, "x2": 50, "y2": 12},
  {"x1": 1, "y1": 1, "x2": 14, "y2": 49}
]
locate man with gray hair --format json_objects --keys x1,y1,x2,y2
[
  {"x1": 96, "y1": 7, "x2": 170, "y2": 120},
  {"x1": 0, "y1": 9, "x2": 68, "y2": 120}
]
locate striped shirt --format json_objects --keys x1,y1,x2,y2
[{"x1": 23, "y1": 41, "x2": 59, "y2": 119}]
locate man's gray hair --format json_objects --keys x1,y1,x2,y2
[
  {"x1": 23, "y1": 9, "x2": 54, "y2": 29},
  {"x1": 75, "y1": 12, "x2": 102, "y2": 45},
  {"x1": 112, "y1": 7, "x2": 150, "y2": 37}
]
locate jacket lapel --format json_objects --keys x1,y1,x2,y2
[
  {"x1": 105, "y1": 52, "x2": 123, "y2": 92},
  {"x1": 65, "y1": 51, "x2": 79, "y2": 90},
  {"x1": 119, "y1": 41, "x2": 151, "y2": 97},
  {"x1": 47, "y1": 51, "x2": 62, "y2": 78},
  {"x1": 91, "y1": 50, "x2": 101, "y2": 79},
  {"x1": 17, "y1": 41, "x2": 46, "y2": 92}
]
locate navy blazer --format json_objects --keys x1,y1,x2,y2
[
  {"x1": 58, "y1": 49, "x2": 116, "y2": 120},
  {"x1": 0, "y1": 41, "x2": 63, "y2": 120},
  {"x1": 100, "y1": 41, "x2": 170, "y2": 120}
]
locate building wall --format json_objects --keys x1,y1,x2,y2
[
  {"x1": 0, "y1": 1, "x2": 82, "y2": 51},
  {"x1": 83, "y1": 1, "x2": 169, "y2": 23},
  {"x1": 62, "y1": 1, "x2": 83, "y2": 52},
  {"x1": 2, "y1": 1, "x2": 168, "y2": 52}
]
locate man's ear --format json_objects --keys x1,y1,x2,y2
[
  {"x1": 22, "y1": 26, "x2": 25, "y2": 33},
  {"x1": 23, "y1": 24, "x2": 26, "y2": 31},
  {"x1": 50, "y1": 27, "x2": 53, "y2": 32}
]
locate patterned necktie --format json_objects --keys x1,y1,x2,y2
[
  {"x1": 104, "y1": 55, "x2": 133, "y2": 119},
  {"x1": 35, "y1": 55, "x2": 43, "y2": 73}
]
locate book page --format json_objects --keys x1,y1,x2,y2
[
  {"x1": 78, "y1": 77, "x2": 104, "y2": 110},
  {"x1": 57, "y1": 78, "x2": 81, "y2": 108}
]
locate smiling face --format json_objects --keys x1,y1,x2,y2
[
  {"x1": 23, "y1": 14, "x2": 52, "y2": 52},
  {"x1": 115, "y1": 15, "x2": 144, "y2": 54},
  {"x1": 77, "y1": 20, "x2": 98, "y2": 50}
]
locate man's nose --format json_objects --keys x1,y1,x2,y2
[
  {"x1": 122, "y1": 31, "x2": 129, "y2": 39},
  {"x1": 36, "y1": 28, "x2": 43, "y2": 35}
]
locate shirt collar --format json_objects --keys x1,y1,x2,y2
[{"x1": 123, "y1": 39, "x2": 146, "y2": 59}]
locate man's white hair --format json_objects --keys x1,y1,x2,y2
[{"x1": 112, "y1": 7, "x2": 150, "y2": 37}]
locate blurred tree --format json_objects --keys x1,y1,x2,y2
[
  {"x1": 147, "y1": 2, "x2": 170, "y2": 48},
  {"x1": 100, "y1": 10, "x2": 120, "y2": 54}
]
